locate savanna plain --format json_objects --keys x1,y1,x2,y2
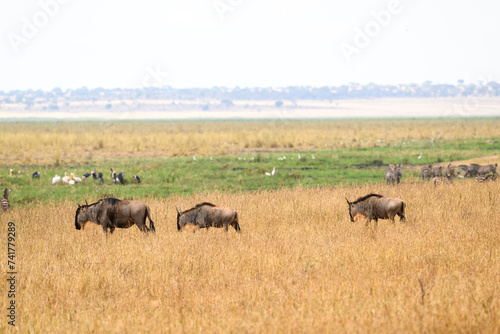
[{"x1": 1, "y1": 119, "x2": 499, "y2": 333}]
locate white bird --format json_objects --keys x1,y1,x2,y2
[
  {"x1": 69, "y1": 180, "x2": 75, "y2": 185},
  {"x1": 62, "y1": 172, "x2": 70, "y2": 184},
  {"x1": 193, "y1": 156, "x2": 196, "y2": 160},
  {"x1": 298, "y1": 154, "x2": 301, "y2": 160},
  {"x1": 265, "y1": 167, "x2": 276, "y2": 176},
  {"x1": 311, "y1": 154, "x2": 315, "y2": 159},
  {"x1": 70, "y1": 173, "x2": 82, "y2": 183},
  {"x1": 52, "y1": 174, "x2": 61, "y2": 184},
  {"x1": 210, "y1": 157, "x2": 213, "y2": 160},
  {"x1": 9, "y1": 169, "x2": 13, "y2": 177},
  {"x1": 418, "y1": 153, "x2": 422, "y2": 159}
]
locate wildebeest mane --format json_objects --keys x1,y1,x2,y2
[
  {"x1": 181, "y1": 202, "x2": 217, "y2": 215},
  {"x1": 351, "y1": 193, "x2": 383, "y2": 204}
]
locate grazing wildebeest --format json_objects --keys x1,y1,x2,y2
[
  {"x1": 176, "y1": 202, "x2": 241, "y2": 232},
  {"x1": 421, "y1": 165, "x2": 433, "y2": 181},
  {"x1": 32, "y1": 171, "x2": 41, "y2": 179},
  {"x1": 75, "y1": 198, "x2": 155, "y2": 234},
  {"x1": 133, "y1": 175, "x2": 141, "y2": 183},
  {"x1": 346, "y1": 193, "x2": 406, "y2": 227},
  {"x1": 477, "y1": 163, "x2": 497, "y2": 176},
  {"x1": 465, "y1": 164, "x2": 480, "y2": 177},
  {"x1": 384, "y1": 164, "x2": 402, "y2": 185}
]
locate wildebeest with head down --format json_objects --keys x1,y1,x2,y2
[
  {"x1": 176, "y1": 202, "x2": 241, "y2": 232},
  {"x1": 75, "y1": 197, "x2": 155, "y2": 234},
  {"x1": 346, "y1": 193, "x2": 406, "y2": 227}
]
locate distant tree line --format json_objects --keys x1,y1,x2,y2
[{"x1": 2, "y1": 81, "x2": 500, "y2": 105}]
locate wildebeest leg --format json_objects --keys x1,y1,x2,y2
[
  {"x1": 102, "y1": 224, "x2": 108, "y2": 235},
  {"x1": 224, "y1": 224, "x2": 229, "y2": 232},
  {"x1": 365, "y1": 217, "x2": 371, "y2": 227},
  {"x1": 109, "y1": 226, "x2": 116, "y2": 234}
]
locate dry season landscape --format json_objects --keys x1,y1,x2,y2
[
  {"x1": 1, "y1": 182, "x2": 499, "y2": 332},
  {"x1": 0, "y1": 119, "x2": 499, "y2": 333}
]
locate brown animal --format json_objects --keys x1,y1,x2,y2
[
  {"x1": 465, "y1": 164, "x2": 481, "y2": 177},
  {"x1": 346, "y1": 193, "x2": 406, "y2": 227},
  {"x1": 75, "y1": 198, "x2": 155, "y2": 234},
  {"x1": 477, "y1": 163, "x2": 497, "y2": 176},
  {"x1": 176, "y1": 202, "x2": 241, "y2": 232}
]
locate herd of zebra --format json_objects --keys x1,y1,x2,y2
[{"x1": 384, "y1": 162, "x2": 498, "y2": 185}]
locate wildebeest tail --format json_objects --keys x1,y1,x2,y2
[
  {"x1": 146, "y1": 207, "x2": 156, "y2": 233},
  {"x1": 234, "y1": 212, "x2": 241, "y2": 232}
]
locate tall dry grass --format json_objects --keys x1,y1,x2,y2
[
  {"x1": 1, "y1": 180, "x2": 499, "y2": 332},
  {"x1": 1, "y1": 119, "x2": 499, "y2": 164}
]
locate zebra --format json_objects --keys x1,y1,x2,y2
[
  {"x1": 1, "y1": 189, "x2": 10, "y2": 211},
  {"x1": 432, "y1": 166, "x2": 443, "y2": 178},
  {"x1": 421, "y1": 165, "x2": 433, "y2": 181}
]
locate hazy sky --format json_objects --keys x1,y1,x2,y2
[{"x1": 1, "y1": 0, "x2": 498, "y2": 91}]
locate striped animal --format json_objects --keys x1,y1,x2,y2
[
  {"x1": 1, "y1": 189, "x2": 10, "y2": 211},
  {"x1": 384, "y1": 164, "x2": 402, "y2": 185},
  {"x1": 421, "y1": 165, "x2": 433, "y2": 181}
]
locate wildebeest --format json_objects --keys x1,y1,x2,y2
[
  {"x1": 176, "y1": 202, "x2": 241, "y2": 232},
  {"x1": 421, "y1": 165, "x2": 433, "y2": 181},
  {"x1": 75, "y1": 197, "x2": 155, "y2": 234},
  {"x1": 384, "y1": 164, "x2": 402, "y2": 185},
  {"x1": 346, "y1": 193, "x2": 406, "y2": 227},
  {"x1": 32, "y1": 171, "x2": 41, "y2": 179},
  {"x1": 465, "y1": 163, "x2": 480, "y2": 177},
  {"x1": 477, "y1": 163, "x2": 497, "y2": 176},
  {"x1": 133, "y1": 175, "x2": 141, "y2": 183}
]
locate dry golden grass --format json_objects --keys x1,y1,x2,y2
[
  {"x1": 1, "y1": 119, "x2": 499, "y2": 164},
  {"x1": 1, "y1": 180, "x2": 499, "y2": 333}
]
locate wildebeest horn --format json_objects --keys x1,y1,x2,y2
[
  {"x1": 77, "y1": 200, "x2": 81, "y2": 208},
  {"x1": 175, "y1": 206, "x2": 180, "y2": 214},
  {"x1": 345, "y1": 197, "x2": 351, "y2": 205},
  {"x1": 85, "y1": 200, "x2": 88, "y2": 205}
]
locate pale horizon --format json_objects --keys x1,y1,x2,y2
[{"x1": 1, "y1": 0, "x2": 499, "y2": 91}]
